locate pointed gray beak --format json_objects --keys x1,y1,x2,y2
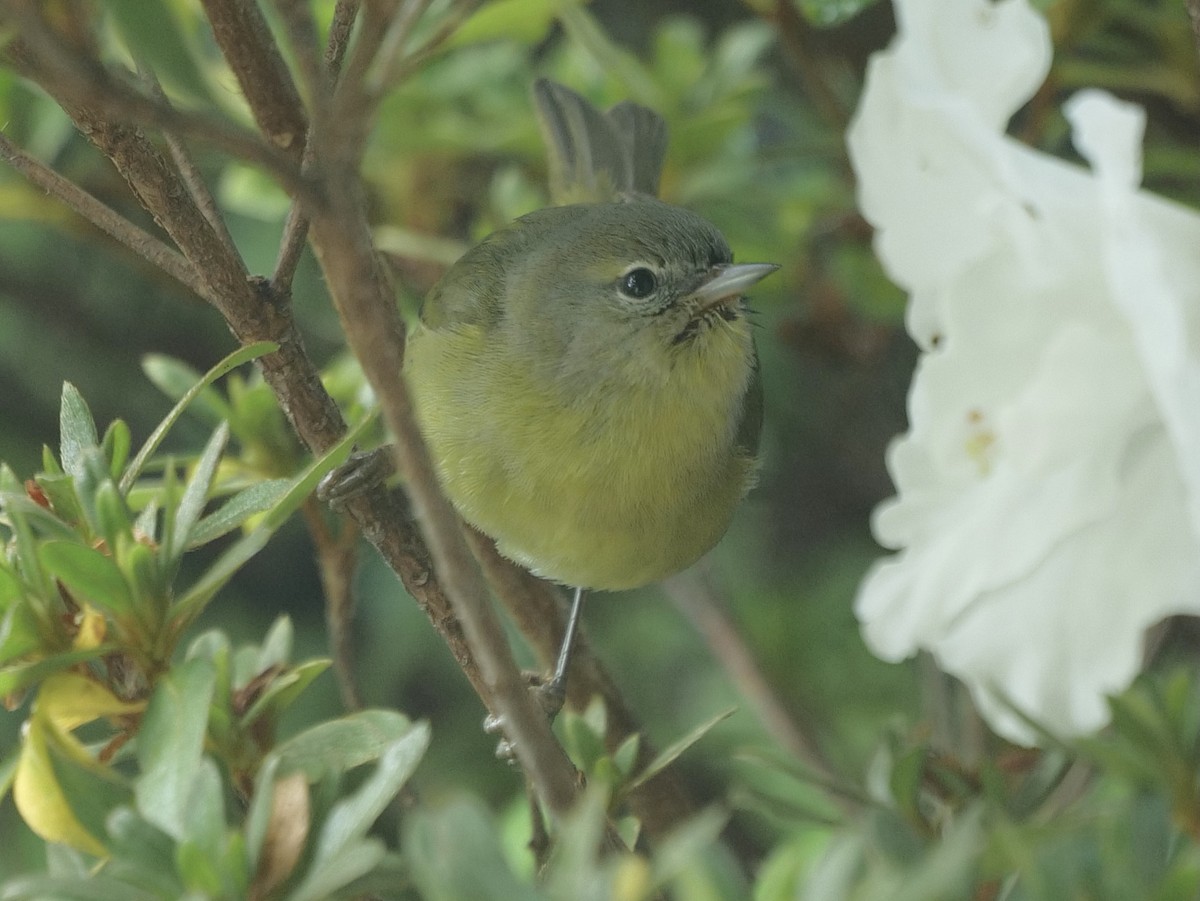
[{"x1": 689, "y1": 262, "x2": 779, "y2": 310}]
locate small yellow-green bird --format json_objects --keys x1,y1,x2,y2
[
  {"x1": 326, "y1": 81, "x2": 776, "y2": 701},
  {"x1": 403, "y1": 80, "x2": 777, "y2": 698}
]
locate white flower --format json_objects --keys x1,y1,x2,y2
[{"x1": 848, "y1": 0, "x2": 1200, "y2": 744}]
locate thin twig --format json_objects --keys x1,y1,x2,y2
[
  {"x1": 326, "y1": 0, "x2": 363, "y2": 75},
  {"x1": 271, "y1": 0, "x2": 362, "y2": 294},
  {"x1": 302, "y1": 499, "x2": 364, "y2": 710},
  {"x1": 300, "y1": 163, "x2": 581, "y2": 817},
  {"x1": 376, "y1": 0, "x2": 482, "y2": 88},
  {"x1": 140, "y1": 67, "x2": 243, "y2": 264},
  {"x1": 0, "y1": 131, "x2": 206, "y2": 300},
  {"x1": 0, "y1": 5, "x2": 305, "y2": 194},
  {"x1": 199, "y1": 0, "x2": 308, "y2": 156},
  {"x1": 663, "y1": 567, "x2": 845, "y2": 792},
  {"x1": 363, "y1": 0, "x2": 433, "y2": 95}
]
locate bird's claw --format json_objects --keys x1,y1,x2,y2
[
  {"x1": 485, "y1": 671, "x2": 567, "y2": 763},
  {"x1": 317, "y1": 447, "x2": 396, "y2": 508}
]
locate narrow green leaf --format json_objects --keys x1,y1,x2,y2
[
  {"x1": 168, "y1": 423, "x2": 229, "y2": 563},
  {"x1": 0, "y1": 647, "x2": 112, "y2": 698},
  {"x1": 59, "y1": 382, "x2": 98, "y2": 481},
  {"x1": 174, "y1": 761, "x2": 227, "y2": 895},
  {"x1": 404, "y1": 799, "x2": 541, "y2": 901},
  {"x1": 45, "y1": 737, "x2": 132, "y2": 849},
  {"x1": 627, "y1": 707, "x2": 735, "y2": 792},
  {"x1": 0, "y1": 605, "x2": 40, "y2": 665},
  {"x1": 239, "y1": 659, "x2": 331, "y2": 730},
  {"x1": 449, "y1": 0, "x2": 567, "y2": 47},
  {"x1": 141, "y1": 355, "x2": 231, "y2": 425},
  {"x1": 135, "y1": 657, "x2": 217, "y2": 840},
  {"x1": 94, "y1": 480, "x2": 133, "y2": 551},
  {"x1": 287, "y1": 840, "x2": 387, "y2": 901},
  {"x1": 123, "y1": 342, "x2": 277, "y2": 493},
  {"x1": 256, "y1": 616, "x2": 294, "y2": 675},
  {"x1": 39, "y1": 541, "x2": 134, "y2": 619},
  {"x1": 310, "y1": 723, "x2": 431, "y2": 867},
  {"x1": 169, "y1": 413, "x2": 375, "y2": 630},
  {"x1": 105, "y1": 807, "x2": 184, "y2": 897},
  {"x1": 32, "y1": 471, "x2": 85, "y2": 528},
  {"x1": 102, "y1": 420, "x2": 132, "y2": 481},
  {"x1": 187, "y1": 478, "x2": 293, "y2": 547},
  {"x1": 269, "y1": 710, "x2": 417, "y2": 783},
  {"x1": 0, "y1": 560, "x2": 22, "y2": 609}
]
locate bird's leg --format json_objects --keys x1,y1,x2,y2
[
  {"x1": 485, "y1": 586, "x2": 587, "y2": 761},
  {"x1": 539, "y1": 585, "x2": 587, "y2": 717}
]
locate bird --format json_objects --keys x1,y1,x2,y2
[{"x1": 322, "y1": 80, "x2": 776, "y2": 709}]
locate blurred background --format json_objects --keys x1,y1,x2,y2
[{"x1": 1, "y1": 0, "x2": 1198, "y2": 881}]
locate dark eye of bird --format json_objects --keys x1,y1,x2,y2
[{"x1": 619, "y1": 267, "x2": 657, "y2": 299}]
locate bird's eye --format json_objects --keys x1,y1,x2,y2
[{"x1": 619, "y1": 267, "x2": 657, "y2": 299}]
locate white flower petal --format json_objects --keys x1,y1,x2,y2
[{"x1": 850, "y1": 0, "x2": 1200, "y2": 743}]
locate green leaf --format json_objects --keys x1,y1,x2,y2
[
  {"x1": 94, "y1": 480, "x2": 134, "y2": 551},
  {"x1": 449, "y1": 0, "x2": 569, "y2": 47},
  {"x1": 36, "y1": 719, "x2": 133, "y2": 854},
  {"x1": 135, "y1": 657, "x2": 217, "y2": 840},
  {"x1": 627, "y1": 707, "x2": 735, "y2": 791},
  {"x1": 0, "y1": 647, "x2": 112, "y2": 698},
  {"x1": 269, "y1": 710, "x2": 417, "y2": 783},
  {"x1": 239, "y1": 659, "x2": 330, "y2": 730},
  {"x1": 175, "y1": 762, "x2": 228, "y2": 895},
  {"x1": 287, "y1": 840, "x2": 387, "y2": 901},
  {"x1": 169, "y1": 412, "x2": 375, "y2": 630},
  {"x1": 101, "y1": 419, "x2": 132, "y2": 482},
  {"x1": 30, "y1": 471, "x2": 85, "y2": 530},
  {"x1": 187, "y1": 477, "x2": 293, "y2": 547},
  {"x1": 255, "y1": 616, "x2": 294, "y2": 675},
  {"x1": 310, "y1": 725, "x2": 431, "y2": 863},
  {"x1": 105, "y1": 807, "x2": 184, "y2": 897},
  {"x1": 0, "y1": 605, "x2": 41, "y2": 666},
  {"x1": 0, "y1": 562, "x2": 20, "y2": 608},
  {"x1": 648, "y1": 806, "x2": 729, "y2": 885},
  {"x1": 405, "y1": 798, "x2": 542, "y2": 901},
  {"x1": 39, "y1": 540, "x2": 135, "y2": 620},
  {"x1": 123, "y1": 342, "x2": 277, "y2": 493},
  {"x1": 59, "y1": 382, "x2": 98, "y2": 481},
  {"x1": 168, "y1": 422, "x2": 229, "y2": 564},
  {"x1": 0, "y1": 876, "x2": 160, "y2": 901}
]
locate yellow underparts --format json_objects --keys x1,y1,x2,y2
[{"x1": 407, "y1": 319, "x2": 758, "y2": 591}]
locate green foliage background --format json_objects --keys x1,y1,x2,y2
[{"x1": 2, "y1": 0, "x2": 1200, "y2": 897}]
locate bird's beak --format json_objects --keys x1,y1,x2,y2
[{"x1": 689, "y1": 262, "x2": 779, "y2": 312}]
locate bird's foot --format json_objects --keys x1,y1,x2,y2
[
  {"x1": 484, "y1": 670, "x2": 567, "y2": 762},
  {"x1": 316, "y1": 446, "x2": 396, "y2": 508}
]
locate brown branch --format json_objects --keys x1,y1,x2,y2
[
  {"x1": 0, "y1": 131, "x2": 206, "y2": 300},
  {"x1": 0, "y1": 5, "x2": 305, "y2": 195},
  {"x1": 300, "y1": 164, "x2": 581, "y2": 816},
  {"x1": 3, "y1": 0, "x2": 705, "y2": 839},
  {"x1": 301, "y1": 499, "x2": 364, "y2": 710},
  {"x1": 199, "y1": 0, "x2": 308, "y2": 155},
  {"x1": 140, "y1": 68, "x2": 243, "y2": 265},
  {"x1": 270, "y1": 0, "x2": 361, "y2": 294}
]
